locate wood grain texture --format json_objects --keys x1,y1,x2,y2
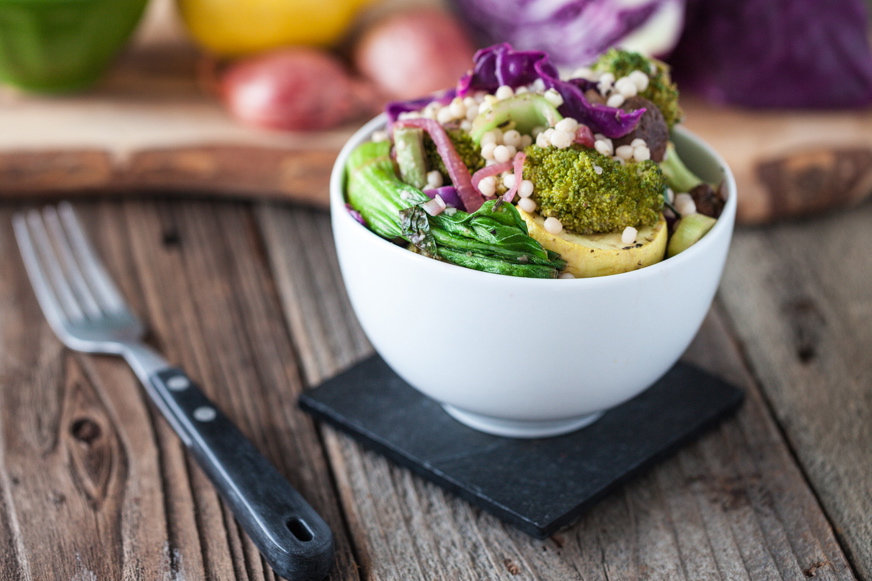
[
  {"x1": 754, "y1": 147, "x2": 872, "y2": 220},
  {"x1": 0, "y1": 147, "x2": 338, "y2": 205},
  {"x1": 256, "y1": 201, "x2": 858, "y2": 580},
  {"x1": 681, "y1": 99, "x2": 872, "y2": 225},
  {"x1": 0, "y1": 196, "x2": 867, "y2": 580},
  {"x1": 0, "y1": 200, "x2": 359, "y2": 579},
  {"x1": 718, "y1": 198, "x2": 872, "y2": 580}
]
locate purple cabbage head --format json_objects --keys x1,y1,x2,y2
[
  {"x1": 449, "y1": 0, "x2": 679, "y2": 66},
  {"x1": 668, "y1": 0, "x2": 872, "y2": 108}
]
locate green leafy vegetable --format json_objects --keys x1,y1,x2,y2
[
  {"x1": 345, "y1": 140, "x2": 565, "y2": 278},
  {"x1": 346, "y1": 140, "x2": 428, "y2": 240}
]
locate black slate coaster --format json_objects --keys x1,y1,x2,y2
[{"x1": 299, "y1": 355, "x2": 744, "y2": 539}]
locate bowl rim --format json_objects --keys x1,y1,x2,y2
[{"x1": 331, "y1": 113, "x2": 737, "y2": 288}]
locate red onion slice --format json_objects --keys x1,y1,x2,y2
[
  {"x1": 574, "y1": 125, "x2": 595, "y2": 148},
  {"x1": 394, "y1": 118, "x2": 484, "y2": 212},
  {"x1": 422, "y1": 195, "x2": 447, "y2": 216},
  {"x1": 471, "y1": 161, "x2": 513, "y2": 195},
  {"x1": 502, "y1": 152, "x2": 526, "y2": 202}
]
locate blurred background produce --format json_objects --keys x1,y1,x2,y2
[
  {"x1": 177, "y1": 0, "x2": 477, "y2": 131},
  {"x1": 0, "y1": 0, "x2": 869, "y2": 225},
  {"x1": 450, "y1": 0, "x2": 686, "y2": 66},
  {"x1": 177, "y1": 0, "x2": 377, "y2": 56},
  {"x1": 670, "y1": 0, "x2": 872, "y2": 108},
  {"x1": 352, "y1": 7, "x2": 476, "y2": 100},
  {"x1": 6, "y1": 0, "x2": 869, "y2": 123},
  {"x1": 218, "y1": 47, "x2": 380, "y2": 131},
  {"x1": 449, "y1": 0, "x2": 872, "y2": 109},
  {"x1": 0, "y1": 0, "x2": 148, "y2": 92}
]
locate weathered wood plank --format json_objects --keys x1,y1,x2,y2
[
  {"x1": 256, "y1": 204, "x2": 372, "y2": 387},
  {"x1": 0, "y1": 199, "x2": 358, "y2": 580},
  {"x1": 258, "y1": 201, "x2": 857, "y2": 580},
  {"x1": 0, "y1": 204, "x2": 181, "y2": 580},
  {"x1": 718, "y1": 199, "x2": 872, "y2": 579},
  {"x1": 2, "y1": 195, "x2": 864, "y2": 580},
  {"x1": 113, "y1": 199, "x2": 360, "y2": 579},
  {"x1": 683, "y1": 308, "x2": 854, "y2": 581}
]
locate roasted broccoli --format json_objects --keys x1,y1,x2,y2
[
  {"x1": 592, "y1": 48, "x2": 683, "y2": 128},
  {"x1": 424, "y1": 127, "x2": 486, "y2": 180},
  {"x1": 523, "y1": 145, "x2": 665, "y2": 235}
]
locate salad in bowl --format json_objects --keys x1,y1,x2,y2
[
  {"x1": 344, "y1": 43, "x2": 727, "y2": 280},
  {"x1": 331, "y1": 43, "x2": 736, "y2": 438}
]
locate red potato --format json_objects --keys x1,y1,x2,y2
[
  {"x1": 220, "y1": 47, "x2": 379, "y2": 131},
  {"x1": 353, "y1": 8, "x2": 476, "y2": 100}
]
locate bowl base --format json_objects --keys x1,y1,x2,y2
[{"x1": 442, "y1": 405, "x2": 604, "y2": 438}]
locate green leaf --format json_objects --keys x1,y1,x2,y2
[{"x1": 400, "y1": 206, "x2": 438, "y2": 258}]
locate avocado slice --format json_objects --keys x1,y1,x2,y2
[
  {"x1": 666, "y1": 213, "x2": 717, "y2": 257},
  {"x1": 470, "y1": 94, "x2": 562, "y2": 143}
]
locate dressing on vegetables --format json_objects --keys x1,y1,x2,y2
[{"x1": 345, "y1": 43, "x2": 724, "y2": 278}]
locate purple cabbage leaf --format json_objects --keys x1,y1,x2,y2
[
  {"x1": 385, "y1": 90, "x2": 457, "y2": 124},
  {"x1": 449, "y1": 0, "x2": 684, "y2": 66},
  {"x1": 458, "y1": 43, "x2": 645, "y2": 138},
  {"x1": 668, "y1": 0, "x2": 872, "y2": 108}
]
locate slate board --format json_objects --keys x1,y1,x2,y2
[{"x1": 299, "y1": 355, "x2": 744, "y2": 539}]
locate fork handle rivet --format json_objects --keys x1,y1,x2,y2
[
  {"x1": 167, "y1": 376, "x2": 190, "y2": 391},
  {"x1": 193, "y1": 406, "x2": 217, "y2": 422}
]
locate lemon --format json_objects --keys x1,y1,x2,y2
[
  {"x1": 177, "y1": 0, "x2": 374, "y2": 56},
  {"x1": 519, "y1": 209, "x2": 668, "y2": 278}
]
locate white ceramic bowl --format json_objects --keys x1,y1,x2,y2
[{"x1": 330, "y1": 115, "x2": 736, "y2": 438}]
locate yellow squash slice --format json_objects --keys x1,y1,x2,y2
[{"x1": 519, "y1": 210, "x2": 668, "y2": 278}]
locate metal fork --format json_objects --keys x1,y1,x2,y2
[{"x1": 13, "y1": 202, "x2": 334, "y2": 581}]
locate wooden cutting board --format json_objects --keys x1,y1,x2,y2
[
  {"x1": 681, "y1": 97, "x2": 872, "y2": 224},
  {"x1": 2, "y1": 0, "x2": 870, "y2": 224},
  {"x1": 0, "y1": 0, "x2": 360, "y2": 208}
]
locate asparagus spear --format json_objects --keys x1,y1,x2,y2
[
  {"x1": 345, "y1": 140, "x2": 565, "y2": 278},
  {"x1": 393, "y1": 127, "x2": 428, "y2": 189}
]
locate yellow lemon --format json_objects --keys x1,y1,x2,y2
[
  {"x1": 177, "y1": 0, "x2": 374, "y2": 56},
  {"x1": 519, "y1": 209, "x2": 668, "y2": 278}
]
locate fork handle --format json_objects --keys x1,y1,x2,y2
[{"x1": 148, "y1": 367, "x2": 334, "y2": 581}]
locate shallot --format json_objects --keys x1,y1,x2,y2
[
  {"x1": 220, "y1": 47, "x2": 378, "y2": 131},
  {"x1": 353, "y1": 8, "x2": 476, "y2": 100}
]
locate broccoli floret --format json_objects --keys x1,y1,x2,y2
[
  {"x1": 592, "y1": 48, "x2": 683, "y2": 128},
  {"x1": 424, "y1": 128, "x2": 486, "y2": 181},
  {"x1": 524, "y1": 145, "x2": 665, "y2": 235}
]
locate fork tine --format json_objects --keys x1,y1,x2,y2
[
  {"x1": 57, "y1": 202, "x2": 128, "y2": 314},
  {"x1": 14, "y1": 210, "x2": 85, "y2": 322},
  {"x1": 43, "y1": 206, "x2": 103, "y2": 319}
]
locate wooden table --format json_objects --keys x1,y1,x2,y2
[
  {"x1": 0, "y1": 6, "x2": 870, "y2": 578},
  {"x1": 0, "y1": 179, "x2": 870, "y2": 581}
]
